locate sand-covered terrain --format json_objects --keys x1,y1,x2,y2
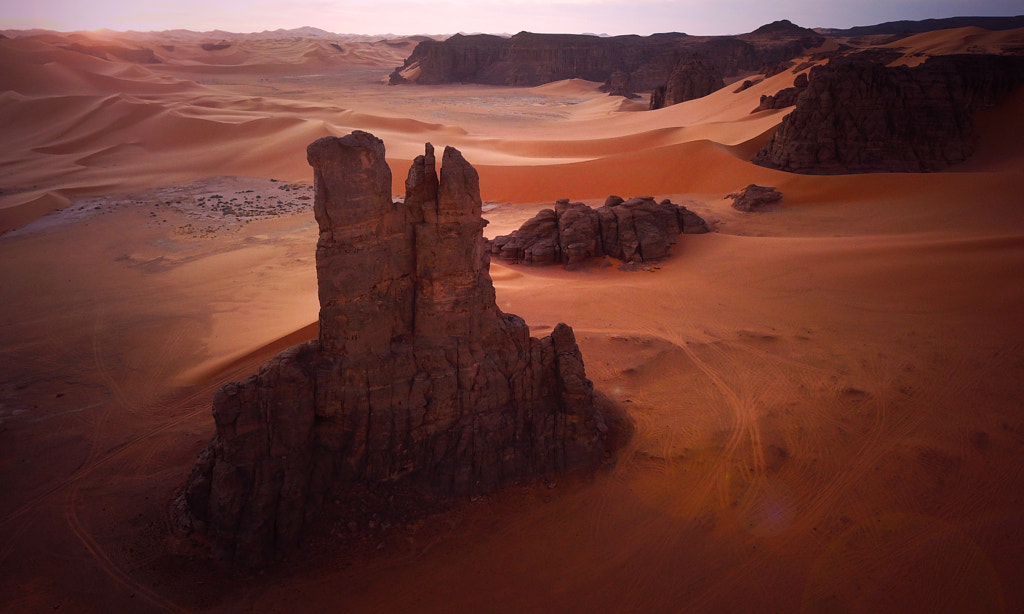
[{"x1": 2, "y1": 26, "x2": 1024, "y2": 612}]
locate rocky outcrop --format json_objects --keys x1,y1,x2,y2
[
  {"x1": 728, "y1": 185, "x2": 783, "y2": 211},
  {"x1": 600, "y1": 70, "x2": 639, "y2": 98},
  {"x1": 389, "y1": 25, "x2": 824, "y2": 105},
  {"x1": 650, "y1": 55, "x2": 724, "y2": 110},
  {"x1": 176, "y1": 131, "x2": 612, "y2": 566},
  {"x1": 752, "y1": 72, "x2": 808, "y2": 112},
  {"x1": 754, "y1": 54, "x2": 1024, "y2": 173},
  {"x1": 491, "y1": 196, "x2": 708, "y2": 269}
]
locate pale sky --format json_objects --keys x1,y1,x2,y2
[{"x1": 2, "y1": 0, "x2": 1021, "y2": 35}]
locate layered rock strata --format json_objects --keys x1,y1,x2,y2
[
  {"x1": 754, "y1": 54, "x2": 1024, "y2": 173},
  {"x1": 176, "y1": 131, "x2": 611, "y2": 565},
  {"x1": 491, "y1": 196, "x2": 708, "y2": 270}
]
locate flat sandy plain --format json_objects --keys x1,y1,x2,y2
[{"x1": 2, "y1": 26, "x2": 1024, "y2": 612}]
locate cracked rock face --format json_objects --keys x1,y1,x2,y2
[{"x1": 176, "y1": 131, "x2": 610, "y2": 565}]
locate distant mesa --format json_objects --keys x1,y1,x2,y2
[
  {"x1": 728, "y1": 185, "x2": 783, "y2": 212},
  {"x1": 174, "y1": 131, "x2": 620, "y2": 566},
  {"x1": 388, "y1": 25, "x2": 826, "y2": 109},
  {"x1": 755, "y1": 54, "x2": 1024, "y2": 174},
  {"x1": 491, "y1": 196, "x2": 709, "y2": 270}
]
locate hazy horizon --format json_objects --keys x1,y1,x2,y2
[{"x1": 2, "y1": 0, "x2": 1022, "y2": 37}]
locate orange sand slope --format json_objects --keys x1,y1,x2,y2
[{"x1": 1, "y1": 25, "x2": 1024, "y2": 613}]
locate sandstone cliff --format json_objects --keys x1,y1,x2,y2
[
  {"x1": 754, "y1": 54, "x2": 1024, "y2": 174},
  {"x1": 176, "y1": 132, "x2": 612, "y2": 565},
  {"x1": 491, "y1": 196, "x2": 709, "y2": 269}
]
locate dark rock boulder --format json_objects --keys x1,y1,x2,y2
[
  {"x1": 728, "y1": 185, "x2": 783, "y2": 212},
  {"x1": 176, "y1": 131, "x2": 613, "y2": 566},
  {"x1": 491, "y1": 196, "x2": 708, "y2": 269},
  {"x1": 754, "y1": 54, "x2": 1024, "y2": 173}
]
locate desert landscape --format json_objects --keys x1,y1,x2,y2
[{"x1": 2, "y1": 16, "x2": 1024, "y2": 613}]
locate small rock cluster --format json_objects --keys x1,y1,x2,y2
[{"x1": 491, "y1": 196, "x2": 709, "y2": 270}]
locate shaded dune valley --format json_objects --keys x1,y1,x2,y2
[{"x1": 2, "y1": 20, "x2": 1024, "y2": 613}]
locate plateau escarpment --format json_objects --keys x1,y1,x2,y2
[
  {"x1": 389, "y1": 22, "x2": 824, "y2": 106},
  {"x1": 175, "y1": 131, "x2": 614, "y2": 566},
  {"x1": 755, "y1": 54, "x2": 1024, "y2": 173}
]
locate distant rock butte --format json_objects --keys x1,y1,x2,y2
[
  {"x1": 176, "y1": 131, "x2": 614, "y2": 566},
  {"x1": 755, "y1": 54, "x2": 1024, "y2": 174},
  {"x1": 491, "y1": 196, "x2": 708, "y2": 270},
  {"x1": 649, "y1": 55, "x2": 724, "y2": 110}
]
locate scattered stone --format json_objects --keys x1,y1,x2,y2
[
  {"x1": 175, "y1": 131, "x2": 616, "y2": 566},
  {"x1": 728, "y1": 185, "x2": 783, "y2": 212},
  {"x1": 491, "y1": 196, "x2": 708, "y2": 269}
]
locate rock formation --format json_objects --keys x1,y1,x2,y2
[
  {"x1": 754, "y1": 54, "x2": 1024, "y2": 173},
  {"x1": 176, "y1": 131, "x2": 613, "y2": 566},
  {"x1": 728, "y1": 185, "x2": 783, "y2": 212},
  {"x1": 649, "y1": 55, "x2": 724, "y2": 110},
  {"x1": 752, "y1": 71, "x2": 808, "y2": 112},
  {"x1": 389, "y1": 25, "x2": 824, "y2": 107},
  {"x1": 491, "y1": 196, "x2": 708, "y2": 269}
]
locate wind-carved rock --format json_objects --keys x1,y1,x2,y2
[
  {"x1": 491, "y1": 196, "x2": 709, "y2": 270},
  {"x1": 176, "y1": 131, "x2": 612, "y2": 566}
]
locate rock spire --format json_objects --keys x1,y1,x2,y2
[{"x1": 176, "y1": 131, "x2": 612, "y2": 565}]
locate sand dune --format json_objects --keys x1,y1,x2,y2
[
  {"x1": 1, "y1": 25, "x2": 1024, "y2": 613},
  {"x1": 885, "y1": 25, "x2": 1024, "y2": 57}
]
